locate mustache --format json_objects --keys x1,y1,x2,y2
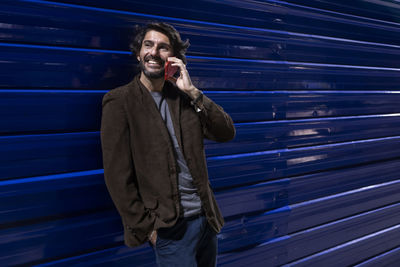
[{"x1": 144, "y1": 55, "x2": 165, "y2": 65}]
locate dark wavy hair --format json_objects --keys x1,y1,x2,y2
[{"x1": 129, "y1": 22, "x2": 190, "y2": 64}]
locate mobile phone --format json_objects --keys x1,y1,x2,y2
[{"x1": 164, "y1": 61, "x2": 178, "y2": 81}]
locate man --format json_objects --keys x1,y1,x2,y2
[{"x1": 100, "y1": 22, "x2": 235, "y2": 266}]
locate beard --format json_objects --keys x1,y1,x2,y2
[{"x1": 139, "y1": 55, "x2": 165, "y2": 79}]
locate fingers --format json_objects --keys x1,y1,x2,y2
[
  {"x1": 167, "y1": 57, "x2": 186, "y2": 69},
  {"x1": 167, "y1": 76, "x2": 177, "y2": 83},
  {"x1": 167, "y1": 57, "x2": 188, "y2": 77},
  {"x1": 167, "y1": 57, "x2": 195, "y2": 93},
  {"x1": 167, "y1": 57, "x2": 181, "y2": 63},
  {"x1": 150, "y1": 230, "x2": 157, "y2": 245}
]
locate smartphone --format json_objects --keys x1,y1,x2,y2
[{"x1": 164, "y1": 61, "x2": 179, "y2": 81}]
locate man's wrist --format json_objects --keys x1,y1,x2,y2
[
  {"x1": 187, "y1": 87, "x2": 202, "y2": 100},
  {"x1": 190, "y1": 90, "x2": 204, "y2": 112}
]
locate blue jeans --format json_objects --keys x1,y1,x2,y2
[{"x1": 151, "y1": 215, "x2": 218, "y2": 267}]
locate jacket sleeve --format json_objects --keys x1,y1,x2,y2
[
  {"x1": 197, "y1": 94, "x2": 236, "y2": 142},
  {"x1": 100, "y1": 90, "x2": 155, "y2": 245}
]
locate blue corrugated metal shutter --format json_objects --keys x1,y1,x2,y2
[{"x1": 1, "y1": 0, "x2": 400, "y2": 266}]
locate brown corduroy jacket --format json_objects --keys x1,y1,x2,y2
[{"x1": 100, "y1": 75, "x2": 235, "y2": 247}]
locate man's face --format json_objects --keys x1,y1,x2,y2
[{"x1": 137, "y1": 30, "x2": 173, "y2": 79}]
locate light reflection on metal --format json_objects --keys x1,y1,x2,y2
[
  {"x1": 287, "y1": 154, "x2": 328, "y2": 165},
  {"x1": 288, "y1": 129, "x2": 319, "y2": 136}
]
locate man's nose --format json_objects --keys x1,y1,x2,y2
[{"x1": 150, "y1": 46, "x2": 159, "y2": 56}]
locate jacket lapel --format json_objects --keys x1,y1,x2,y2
[
  {"x1": 165, "y1": 83, "x2": 183, "y2": 151},
  {"x1": 130, "y1": 76, "x2": 173, "y2": 149},
  {"x1": 127, "y1": 76, "x2": 183, "y2": 153}
]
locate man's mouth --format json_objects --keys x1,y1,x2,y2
[
  {"x1": 145, "y1": 57, "x2": 164, "y2": 68},
  {"x1": 148, "y1": 60, "x2": 161, "y2": 65}
]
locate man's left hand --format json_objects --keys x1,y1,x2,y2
[{"x1": 167, "y1": 57, "x2": 202, "y2": 100}]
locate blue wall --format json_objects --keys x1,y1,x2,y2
[{"x1": 2, "y1": 0, "x2": 400, "y2": 266}]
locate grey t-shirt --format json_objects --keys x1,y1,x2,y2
[{"x1": 150, "y1": 90, "x2": 202, "y2": 217}]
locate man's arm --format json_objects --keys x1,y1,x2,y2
[
  {"x1": 101, "y1": 90, "x2": 155, "y2": 245},
  {"x1": 167, "y1": 56, "x2": 236, "y2": 142},
  {"x1": 194, "y1": 93, "x2": 236, "y2": 142}
]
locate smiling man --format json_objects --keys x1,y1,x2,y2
[{"x1": 100, "y1": 22, "x2": 235, "y2": 266}]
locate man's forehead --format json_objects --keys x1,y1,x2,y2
[{"x1": 143, "y1": 30, "x2": 171, "y2": 45}]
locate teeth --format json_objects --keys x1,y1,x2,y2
[{"x1": 148, "y1": 60, "x2": 159, "y2": 64}]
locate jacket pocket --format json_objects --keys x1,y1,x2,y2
[{"x1": 144, "y1": 198, "x2": 159, "y2": 214}]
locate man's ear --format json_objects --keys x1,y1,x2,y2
[{"x1": 136, "y1": 55, "x2": 140, "y2": 61}]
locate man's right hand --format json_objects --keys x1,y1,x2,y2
[{"x1": 149, "y1": 230, "x2": 157, "y2": 245}]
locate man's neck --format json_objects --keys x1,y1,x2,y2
[{"x1": 140, "y1": 73, "x2": 165, "y2": 92}]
